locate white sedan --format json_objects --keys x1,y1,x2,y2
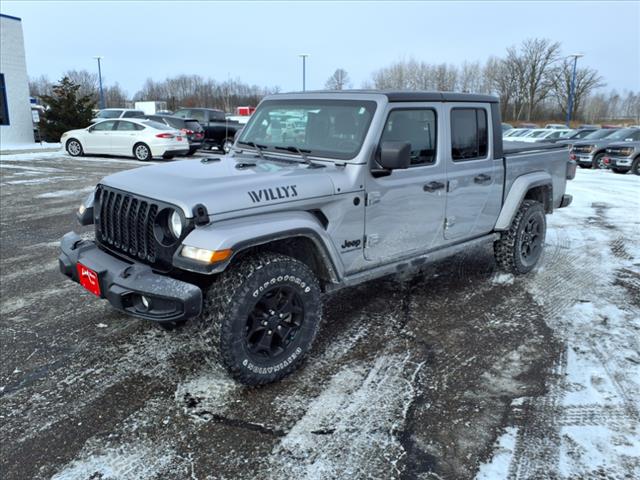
[
  {"x1": 518, "y1": 128, "x2": 573, "y2": 143},
  {"x1": 61, "y1": 119, "x2": 189, "y2": 161}
]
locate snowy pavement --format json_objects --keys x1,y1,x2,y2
[{"x1": 0, "y1": 153, "x2": 638, "y2": 480}]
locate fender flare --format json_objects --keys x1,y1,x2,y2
[
  {"x1": 494, "y1": 172, "x2": 552, "y2": 231},
  {"x1": 173, "y1": 210, "x2": 343, "y2": 281}
]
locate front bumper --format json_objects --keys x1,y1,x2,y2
[
  {"x1": 603, "y1": 156, "x2": 632, "y2": 168},
  {"x1": 58, "y1": 232, "x2": 202, "y2": 323},
  {"x1": 574, "y1": 154, "x2": 593, "y2": 165}
]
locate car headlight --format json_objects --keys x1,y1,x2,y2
[
  {"x1": 169, "y1": 210, "x2": 183, "y2": 238},
  {"x1": 621, "y1": 148, "x2": 634, "y2": 157}
]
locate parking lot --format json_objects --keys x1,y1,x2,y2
[{"x1": 0, "y1": 151, "x2": 638, "y2": 480}]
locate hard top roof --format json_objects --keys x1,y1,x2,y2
[{"x1": 277, "y1": 90, "x2": 499, "y2": 103}]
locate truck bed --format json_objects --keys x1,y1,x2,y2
[{"x1": 503, "y1": 141, "x2": 568, "y2": 155}]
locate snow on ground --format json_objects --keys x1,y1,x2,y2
[
  {"x1": 477, "y1": 168, "x2": 640, "y2": 479},
  {"x1": 0, "y1": 142, "x2": 61, "y2": 154}
]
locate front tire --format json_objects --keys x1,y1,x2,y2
[
  {"x1": 133, "y1": 143, "x2": 151, "y2": 161},
  {"x1": 198, "y1": 253, "x2": 322, "y2": 386},
  {"x1": 611, "y1": 168, "x2": 628, "y2": 174},
  {"x1": 632, "y1": 158, "x2": 640, "y2": 176},
  {"x1": 66, "y1": 139, "x2": 83, "y2": 157},
  {"x1": 592, "y1": 153, "x2": 606, "y2": 169},
  {"x1": 494, "y1": 200, "x2": 546, "y2": 274}
]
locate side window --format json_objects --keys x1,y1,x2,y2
[
  {"x1": 123, "y1": 110, "x2": 144, "y2": 118},
  {"x1": 91, "y1": 121, "x2": 116, "y2": 131},
  {"x1": 189, "y1": 110, "x2": 206, "y2": 123},
  {"x1": 380, "y1": 109, "x2": 437, "y2": 166},
  {"x1": 451, "y1": 108, "x2": 488, "y2": 161},
  {"x1": 0, "y1": 74, "x2": 9, "y2": 125},
  {"x1": 115, "y1": 121, "x2": 137, "y2": 131},
  {"x1": 210, "y1": 111, "x2": 226, "y2": 122}
]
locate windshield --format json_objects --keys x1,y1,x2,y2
[
  {"x1": 607, "y1": 128, "x2": 639, "y2": 140},
  {"x1": 527, "y1": 130, "x2": 548, "y2": 138},
  {"x1": 237, "y1": 99, "x2": 377, "y2": 160},
  {"x1": 584, "y1": 129, "x2": 618, "y2": 140},
  {"x1": 97, "y1": 110, "x2": 122, "y2": 119}
]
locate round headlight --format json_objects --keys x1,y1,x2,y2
[{"x1": 169, "y1": 210, "x2": 183, "y2": 238}]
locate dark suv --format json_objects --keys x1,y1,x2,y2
[
  {"x1": 173, "y1": 108, "x2": 242, "y2": 153},
  {"x1": 146, "y1": 115, "x2": 205, "y2": 155}
]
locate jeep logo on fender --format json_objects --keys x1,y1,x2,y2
[
  {"x1": 248, "y1": 185, "x2": 298, "y2": 203},
  {"x1": 341, "y1": 238, "x2": 362, "y2": 250}
]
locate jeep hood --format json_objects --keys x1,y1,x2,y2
[{"x1": 100, "y1": 156, "x2": 336, "y2": 217}]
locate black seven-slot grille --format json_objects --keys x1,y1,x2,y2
[{"x1": 94, "y1": 185, "x2": 188, "y2": 271}]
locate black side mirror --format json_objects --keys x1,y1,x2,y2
[{"x1": 379, "y1": 141, "x2": 411, "y2": 170}]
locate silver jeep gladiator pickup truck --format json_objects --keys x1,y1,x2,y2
[{"x1": 59, "y1": 91, "x2": 576, "y2": 385}]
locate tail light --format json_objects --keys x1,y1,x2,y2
[
  {"x1": 181, "y1": 129, "x2": 194, "y2": 135},
  {"x1": 156, "y1": 133, "x2": 174, "y2": 139},
  {"x1": 569, "y1": 153, "x2": 576, "y2": 160}
]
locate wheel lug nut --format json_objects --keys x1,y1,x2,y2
[
  {"x1": 277, "y1": 325, "x2": 281, "y2": 329},
  {"x1": 267, "y1": 330, "x2": 272, "y2": 335},
  {"x1": 279, "y1": 313, "x2": 283, "y2": 318},
  {"x1": 262, "y1": 321, "x2": 267, "y2": 326}
]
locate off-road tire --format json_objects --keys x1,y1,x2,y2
[
  {"x1": 632, "y1": 157, "x2": 640, "y2": 176},
  {"x1": 198, "y1": 252, "x2": 322, "y2": 386},
  {"x1": 133, "y1": 143, "x2": 151, "y2": 161},
  {"x1": 66, "y1": 139, "x2": 83, "y2": 157},
  {"x1": 494, "y1": 200, "x2": 546, "y2": 274},
  {"x1": 611, "y1": 168, "x2": 628, "y2": 174},
  {"x1": 592, "y1": 153, "x2": 606, "y2": 169}
]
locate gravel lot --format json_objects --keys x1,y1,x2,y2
[{"x1": 1, "y1": 151, "x2": 638, "y2": 480}]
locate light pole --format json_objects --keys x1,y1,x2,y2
[
  {"x1": 93, "y1": 56, "x2": 105, "y2": 109},
  {"x1": 566, "y1": 53, "x2": 584, "y2": 127},
  {"x1": 298, "y1": 54, "x2": 309, "y2": 91}
]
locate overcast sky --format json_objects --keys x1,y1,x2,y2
[{"x1": 3, "y1": 1, "x2": 639, "y2": 96}]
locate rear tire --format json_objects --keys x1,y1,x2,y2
[
  {"x1": 133, "y1": 143, "x2": 151, "y2": 161},
  {"x1": 611, "y1": 168, "x2": 628, "y2": 174},
  {"x1": 197, "y1": 252, "x2": 322, "y2": 386},
  {"x1": 66, "y1": 139, "x2": 83, "y2": 157},
  {"x1": 494, "y1": 200, "x2": 546, "y2": 275},
  {"x1": 592, "y1": 153, "x2": 606, "y2": 169}
]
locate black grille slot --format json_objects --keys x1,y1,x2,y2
[{"x1": 96, "y1": 186, "x2": 159, "y2": 264}]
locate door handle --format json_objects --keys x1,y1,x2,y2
[
  {"x1": 474, "y1": 173, "x2": 492, "y2": 184},
  {"x1": 423, "y1": 181, "x2": 445, "y2": 192}
]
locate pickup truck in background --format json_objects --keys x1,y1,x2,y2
[
  {"x1": 173, "y1": 108, "x2": 242, "y2": 153},
  {"x1": 603, "y1": 141, "x2": 640, "y2": 175},
  {"x1": 59, "y1": 91, "x2": 575, "y2": 386}
]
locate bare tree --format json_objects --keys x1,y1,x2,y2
[
  {"x1": 325, "y1": 69, "x2": 351, "y2": 90},
  {"x1": 104, "y1": 83, "x2": 128, "y2": 108},
  {"x1": 29, "y1": 75, "x2": 53, "y2": 98},
  {"x1": 550, "y1": 59, "x2": 605, "y2": 121},
  {"x1": 64, "y1": 69, "x2": 99, "y2": 103}
]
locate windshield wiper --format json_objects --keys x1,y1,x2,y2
[
  {"x1": 274, "y1": 146, "x2": 324, "y2": 168},
  {"x1": 237, "y1": 141, "x2": 267, "y2": 160}
]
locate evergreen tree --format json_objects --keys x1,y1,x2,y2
[{"x1": 40, "y1": 77, "x2": 95, "y2": 142}]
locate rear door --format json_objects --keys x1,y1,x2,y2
[
  {"x1": 364, "y1": 104, "x2": 447, "y2": 262},
  {"x1": 85, "y1": 120, "x2": 117, "y2": 154},
  {"x1": 444, "y1": 105, "x2": 502, "y2": 240},
  {"x1": 111, "y1": 120, "x2": 143, "y2": 155}
]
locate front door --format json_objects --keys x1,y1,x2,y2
[
  {"x1": 444, "y1": 105, "x2": 502, "y2": 240},
  {"x1": 85, "y1": 120, "x2": 116, "y2": 154},
  {"x1": 364, "y1": 105, "x2": 446, "y2": 262}
]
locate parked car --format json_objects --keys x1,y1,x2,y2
[
  {"x1": 518, "y1": 129, "x2": 573, "y2": 143},
  {"x1": 502, "y1": 123, "x2": 513, "y2": 132},
  {"x1": 173, "y1": 108, "x2": 242, "y2": 153},
  {"x1": 503, "y1": 128, "x2": 531, "y2": 139},
  {"x1": 90, "y1": 108, "x2": 145, "y2": 124},
  {"x1": 61, "y1": 118, "x2": 189, "y2": 161},
  {"x1": 560, "y1": 127, "x2": 619, "y2": 148},
  {"x1": 519, "y1": 122, "x2": 538, "y2": 129},
  {"x1": 59, "y1": 90, "x2": 574, "y2": 386},
  {"x1": 544, "y1": 123, "x2": 567, "y2": 130},
  {"x1": 603, "y1": 142, "x2": 640, "y2": 175},
  {"x1": 146, "y1": 114, "x2": 205, "y2": 155},
  {"x1": 570, "y1": 128, "x2": 640, "y2": 169},
  {"x1": 579, "y1": 124, "x2": 600, "y2": 129}
]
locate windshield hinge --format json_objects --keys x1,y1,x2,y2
[{"x1": 366, "y1": 191, "x2": 381, "y2": 206}]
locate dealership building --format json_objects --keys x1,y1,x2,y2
[{"x1": 0, "y1": 13, "x2": 34, "y2": 146}]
